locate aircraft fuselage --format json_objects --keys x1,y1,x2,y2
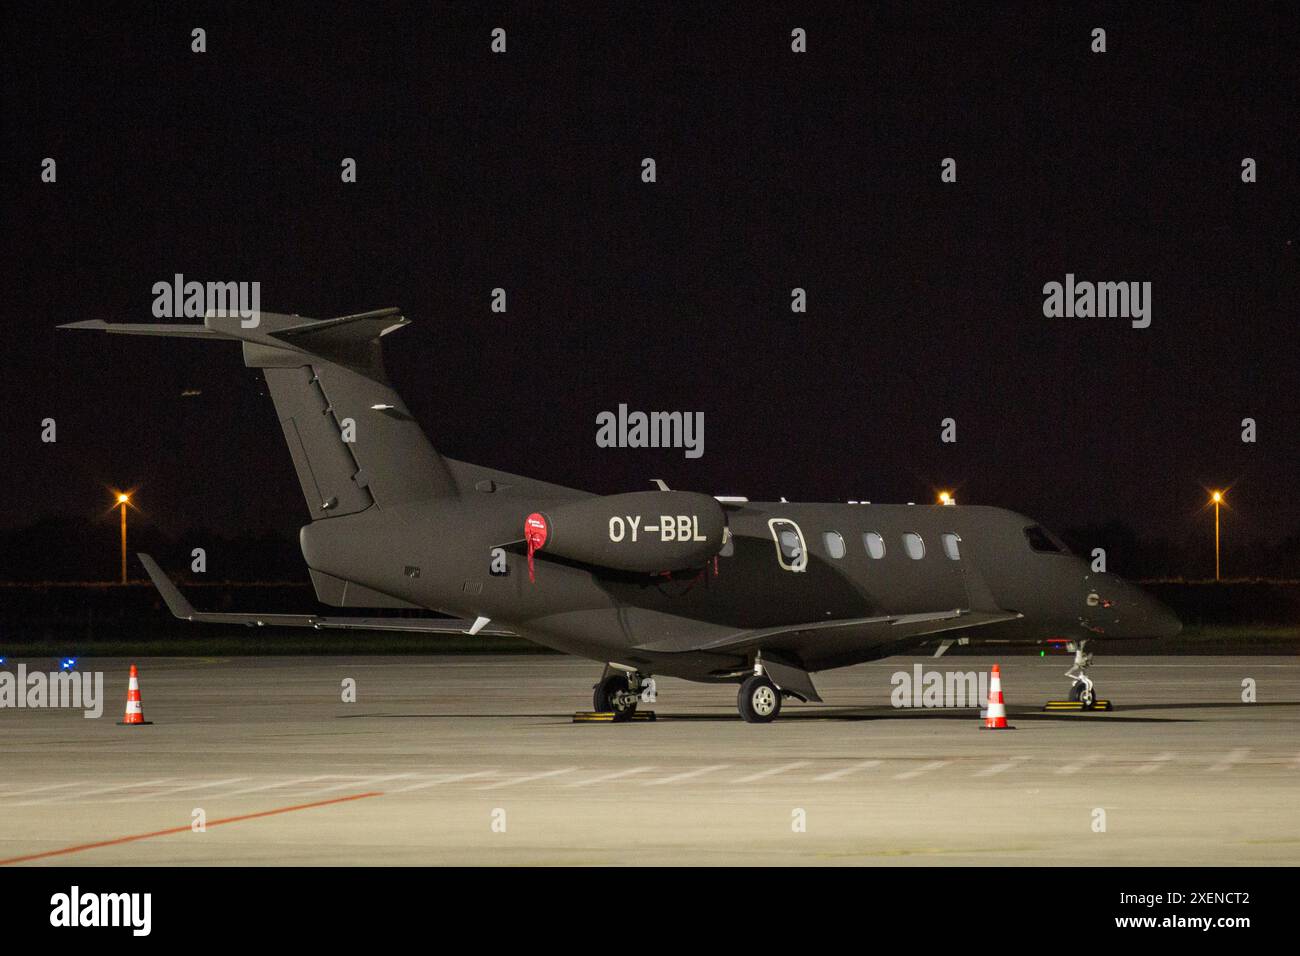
[{"x1": 298, "y1": 495, "x2": 1180, "y2": 683}]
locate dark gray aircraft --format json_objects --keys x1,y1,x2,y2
[{"x1": 63, "y1": 309, "x2": 1181, "y2": 722}]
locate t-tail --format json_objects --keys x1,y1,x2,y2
[{"x1": 61, "y1": 308, "x2": 458, "y2": 520}]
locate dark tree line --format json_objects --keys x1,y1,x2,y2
[
  {"x1": 0, "y1": 515, "x2": 305, "y2": 583},
  {"x1": 3, "y1": 514, "x2": 1300, "y2": 584}
]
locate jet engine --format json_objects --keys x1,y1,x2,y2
[{"x1": 524, "y1": 490, "x2": 726, "y2": 573}]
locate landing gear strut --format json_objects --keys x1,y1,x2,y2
[
  {"x1": 1065, "y1": 640, "x2": 1097, "y2": 708},
  {"x1": 593, "y1": 669, "x2": 654, "y2": 722}
]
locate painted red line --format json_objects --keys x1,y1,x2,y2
[{"x1": 0, "y1": 791, "x2": 384, "y2": 865}]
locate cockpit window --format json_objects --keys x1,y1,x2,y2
[{"x1": 1024, "y1": 525, "x2": 1066, "y2": 554}]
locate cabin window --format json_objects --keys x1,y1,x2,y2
[
  {"x1": 941, "y1": 532, "x2": 961, "y2": 560},
  {"x1": 1024, "y1": 525, "x2": 1063, "y2": 553},
  {"x1": 823, "y1": 531, "x2": 845, "y2": 559},
  {"x1": 767, "y1": 518, "x2": 808, "y2": 572},
  {"x1": 863, "y1": 531, "x2": 885, "y2": 559},
  {"x1": 902, "y1": 532, "x2": 925, "y2": 560}
]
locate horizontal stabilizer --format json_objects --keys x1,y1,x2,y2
[
  {"x1": 58, "y1": 319, "x2": 223, "y2": 339},
  {"x1": 61, "y1": 308, "x2": 408, "y2": 380},
  {"x1": 270, "y1": 309, "x2": 408, "y2": 374}
]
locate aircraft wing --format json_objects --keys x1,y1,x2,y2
[
  {"x1": 665, "y1": 548, "x2": 1021, "y2": 656},
  {"x1": 645, "y1": 608, "x2": 1022, "y2": 655},
  {"x1": 138, "y1": 554, "x2": 517, "y2": 636}
]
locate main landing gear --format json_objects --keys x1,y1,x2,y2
[
  {"x1": 591, "y1": 658, "x2": 792, "y2": 724},
  {"x1": 592, "y1": 669, "x2": 656, "y2": 722},
  {"x1": 1065, "y1": 639, "x2": 1098, "y2": 708},
  {"x1": 736, "y1": 653, "x2": 789, "y2": 723},
  {"x1": 738, "y1": 673, "x2": 782, "y2": 723}
]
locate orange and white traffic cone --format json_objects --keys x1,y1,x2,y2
[
  {"x1": 117, "y1": 664, "x2": 153, "y2": 726},
  {"x1": 981, "y1": 663, "x2": 1013, "y2": 730}
]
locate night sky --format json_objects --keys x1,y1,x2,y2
[{"x1": 3, "y1": 3, "x2": 1297, "y2": 564}]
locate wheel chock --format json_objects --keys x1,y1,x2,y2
[
  {"x1": 572, "y1": 711, "x2": 657, "y2": 723},
  {"x1": 1042, "y1": 700, "x2": 1113, "y2": 712}
]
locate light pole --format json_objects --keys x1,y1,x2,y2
[
  {"x1": 116, "y1": 492, "x2": 130, "y2": 584},
  {"x1": 1211, "y1": 490, "x2": 1223, "y2": 582}
]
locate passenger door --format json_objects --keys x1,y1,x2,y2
[{"x1": 767, "y1": 518, "x2": 808, "y2": 572}]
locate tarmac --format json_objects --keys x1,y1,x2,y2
[{"x1": 1, "y1": 654, "x2": 1297, "y2": 865}]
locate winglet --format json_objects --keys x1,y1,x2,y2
[{"x1": 137, "y1": 553, "x2": 197, "y2": 620}]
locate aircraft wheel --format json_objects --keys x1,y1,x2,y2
[
  {"x1": 1069, "y1": 682, "x2": 1096, "y2": 708},
  {"x1": 738, "y1": 675, "x2": 782, "y2": 723},
  {"x1": 593, "y1": 674, "x2": 637, "y2": 721}
]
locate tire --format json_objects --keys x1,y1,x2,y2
[
  {"x1": 594, "y1": 674, "x2": 637, "y2": 721},
  {"x1": 738, "y1": 675, "x2": 782, "y2": 723},
  {"x1": 1069, "y1": 682, "x2": 1096, "y2": 707}
]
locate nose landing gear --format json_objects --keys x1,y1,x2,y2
[{"x1": 1065, "y1": 640, "x2": 1097, "y2": 708}]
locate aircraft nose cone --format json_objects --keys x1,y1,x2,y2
[
  {"x1": 1149, "y1": 599, "x2": 1183, "y2": 639},
  {"x1": 1129, "y1": 584, "x2": 1182, "y2": 638},
  {"x1": 1097, "y1": 579, "x2": 1183, "y2": 638}
]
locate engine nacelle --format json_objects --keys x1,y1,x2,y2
[{"x1": 525, "y1": 490, "x2": 727, "y2": 573}]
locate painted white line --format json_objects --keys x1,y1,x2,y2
[
  {"x1": 893, "y1": 760, "x2": 950, "y2": 781},
  {"x1": 1057, "y1": 754, "x2": 1101, "y2": 776},
  {"x1": 974, "y1": 756, "x2": 1031, "y2": 777},
  {"x1": 1208, "y1": 748, "x2": 1249, "y2": 773},
  {"x1": 216, "y1": 776, "x2": 334, "y2": 798},
  {"x1": 109, "y1": 777, "x2": 248, "y2": 803},
  {"x1": 16, "y1": 777, "x2": 176, "y2": 806},
  {"x1": 645, "y1": 765, "x2": 731, "y2": 786},
  {"x1": 300, "y1": 773, "x2": 415, "y2": 795},
  {"x1": 477, "y1": 767, "x2": 578, "y2": 790},
  {"x1": 813, "y1": 760, "x2": 882, "y2": 782},
  {"x1": 1133, "y1": 752, "x2": 1175, "y2": 775},
  {"x1": 732, "y1": 761, "x2": 811, "y2": 784},
  {"x1": 390, "y1": 771, "x2": 499, "y2": 792},
  {"x1": 566, "y1": 766, "x2": 657, "y2": 788},
  {"x1": 0, "y1": 781, "x2": 88, "y2": 798}
]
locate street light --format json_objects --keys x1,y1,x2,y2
[
  {"x1": 938, "y1": 491, "x2": 956, "y2": 506},
  {"x1": 1210, "y1": 490, "x2": 1224, "y2": 582},
  {"x1": 114, "y1": 492, "x2": 131, "y2": 584}
]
